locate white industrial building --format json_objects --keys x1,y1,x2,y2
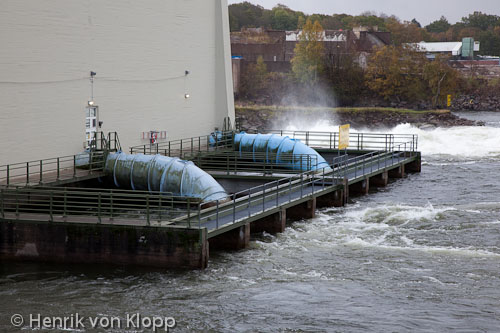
[
  {"x1": 411, "y1": 39, "x2": 480, "y2": 58},
  {"x1": 0, "y1": 0, "x2": 234, "y2": 165}
]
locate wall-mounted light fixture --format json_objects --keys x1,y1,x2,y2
[{"x1": 184, "y1": 93, "x2": 190, "y2": 99}]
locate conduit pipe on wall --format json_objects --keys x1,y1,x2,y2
[
  {"x1": 234, "y1": 132, "x2": 331, "y2": 171},
  {"x1": 104, "y1": 152, "x2": 228, "y2": 202}
]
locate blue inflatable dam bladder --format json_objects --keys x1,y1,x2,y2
[
  {"x1": 234, "y1": 132, "x2": 331, "y2": 172},
  {"x1": 104, "y1": 152, "x2": 228, "y2": 202}
]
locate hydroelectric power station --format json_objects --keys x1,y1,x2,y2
[
  {"x1": 0, "y1": 0, "x2": 421, "y2": 269},
  {"x1": 0, "y1": 129, "x2": 421, "y2": 269}
]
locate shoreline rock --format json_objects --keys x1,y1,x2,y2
[{"x1": 236, "y1": 106, "x2": 483, "y2": 131}]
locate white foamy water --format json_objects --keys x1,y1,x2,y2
[
  {"x1": 286, "y1": 120, "x2": 500, "y2": 159},
  {"x1": 390, "y1": 123, "x2": 500, "y2": 159},
  {"x1": 3, "y1": 112, "x2": 500, "y2": 333}
]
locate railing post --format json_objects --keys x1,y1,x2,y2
[
  {"x1": 276, "y1": 180, "x2": 279, "y2": 207},
  {"x1": 39, "y1": 160, "x2": 43, "y2": 184},
  {"x1": 300, "y1": 173, "x2": 303, "y2": 198},
  {"x1": 109, "y1": 190, "x2": 113, "y2": 220},
  {"x1": 169, "y1": 141, "x2": 171, "y2": 156},
  {"x1": 49, "y1": 191, "x2": 53, "y2": 222},
  {"x1": 73, "y1": 155, "x2": 76, "y2": 177},
  {"x1": 233, "y1": 194, "x2": 236, "y2": 222},
  {"x1": 248, "y1": 190, "x2": 251, "y2": 218},
  {"x1": 26, "y1": 162, "x2": 29, "y2": 184},
  {"x1": 289, "y1": 178, "x2": 292, "y2": 203},
  {"x1": 187, "y1": 198, "x2": 191, "y2": 228},
  {"x1": 63, "y1": 188, "x2": 67, "y2": 218},
  {"x1": 0, "y1": 188, "x2": 4, "y2": 219},
  {"x1": 6, "y1": 165, "x2": 9, "y2": 186},
  {"x1": 198, "y1": 203, "x2": 201, "y2": 229},
  {"x1": 329, "y1": 132, "x2": 332, "y2": 149},
  {"x1": 98, "y1": 193, "x2": 102, "y2": 224},
  {"x1": 146, "y1": 195, "x2": 150, "y2": 226},
  {"x1": 57, "y1": 158, "x2": 60, "y2": 180},
  {"x1": 216, "y1": 200, "x2": 219, "y2": 229},
  {"x1": 262, "y1": 185, "x2": 265, "y2": 212},
  {"x1": 15, "y1": 187, "x2": 19, "y2": 217},
  {"x1": 322, "y1": 168, "x2": 325, "y2": 189}
]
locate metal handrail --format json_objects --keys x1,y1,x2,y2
[
  {"x1": 188, "y1": 151, "x2": 320, "y2": 174},
  {"x1": 0, "y1": 151, "x2": 106, "y2": 187},
  {"x1": 0, "y1": 186, "x2": 198, "y2": 226},
  {"x1": 0, "y1": 131, "x2": 121, "y2": 187},
  {"x1": 129, "y1": 130, "x2": 235, "y2": 157},
  {"x1": 192, "y1": 146, "x2": 417, "y2": 231},
  {"x1": 246, "y1": 129, "x2": 418, "y2": 152}
]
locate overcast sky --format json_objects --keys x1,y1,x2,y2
[{"x1": 228, "y1": 0, "x2": 500, "y2": 26}]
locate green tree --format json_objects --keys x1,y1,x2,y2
[
  {"x1": 423, "y1": 55, "x2": 459, "y2": 107},
  {"x1": 425, "y1": 16, "x2": 451, "y2": 33},
  {"x1": 228, "y1": 2, "x2": 272, "y2": 31},
  {"x1": 239, "y1": 56, "x2": 269, "y2": 99},
  {"x1": 291, "y1": 19, "x2": 325, "y2": 84},
  {"x1": 270, "y1": 4, "x2": 302, "y2": 30},
  {"x1": 462, "y1": 12, "x2": 500, "y2": 30},
  {"x1": 411, "y1": 18, "x2": 422, "y2": 28},
  {"x1": 324, "y1": 52, "x2": 366, "y2": 105},
  {"x1": 365, "y1": 45, "x2": 427, "y2": 102},
  {"x1": 386, "y1": 18, "x2": 426, "y2": 45}
]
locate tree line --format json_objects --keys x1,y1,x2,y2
[
  {"x1": 229, "y1": 2, "x2": 500, "y2": 56},
  {"x1": 238, "y1": 19, "x2": 492, "y2": 108}
]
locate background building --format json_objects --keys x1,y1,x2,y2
[
  {"x1": 0, "y1": 0, "x2": 234, "y2": 165},
  {"x1": 230, "y1": 26, "x2": 390, "y2": 93},
  {"x1": 412, "y1": 38, "x2": 481, "y2": 59}
]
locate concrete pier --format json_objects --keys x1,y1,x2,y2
[
  {"x1": 389, "y1": 164, "x2": 405, "y2": 178},
  {"x1": 287, "y1": 198, "x2": 316, "y2": 220},
  {"x1": 406, "y1": 158, "x2": 422, "y2": 173},
  {"x1": 370, "y1": 171, "x2": 389, "y2": 187},
  {"x1": 349, "y1": 178, "x2": 369, "y2": 195},
  {"x1": 316, "y1": 189, "x2": 344, "y2": 208},
  {"x1": 0, "y1": 219, "x2": 208, "y2": 269},
  {"x1": 251, "y1": 209, "x2": 286, "y2": 234},
  {"x1": 209, "y1": 223, "x2": 250, "y2": 251}
]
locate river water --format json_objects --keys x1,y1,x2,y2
[{"x1": 1, "y1": 112, "x2": 500, "y2": 332}]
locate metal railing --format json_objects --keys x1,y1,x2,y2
[
  {"x1": 0, "y1": 143, "x2": 418, "y2": 229},
  {"x1": 88, "y1": 131, "x2": 122, "y2": 152},
  {"x1": 188, "y1": 143, "x2": 418, "y2": 232},
  {"x1": 129, "y1": 131, "x2": 235, "y2": 157},
  {"x1": 0, "y1": 151, "x2": 106, "y2": 187},
  {"x1": 0, "y1": 186, "x2": 199, "y2": 226},
  {"x1": 246, "y1": 129, "x2": 418, "y2": 152},
  {"x1": 185, "y1": 151, "x2": 320, "y2": 174}
]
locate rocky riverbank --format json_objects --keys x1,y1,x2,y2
[
  {"x1": 451, "y1": 94, "x2": 500, "y2": 112},
  {"x1": 236, "y1": 106, "x2": 482, "y2": 131}
]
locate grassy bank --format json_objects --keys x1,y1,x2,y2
[{"x1": 236, "y1": 105, "x2": 450, "y2": 114}]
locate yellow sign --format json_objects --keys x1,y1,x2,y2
[
  {"x1": 447, "y1": 94, "x2": 452, "y2": 107},
  {"x1": 339, "y1": 124, "x2": 350, "y2": 150}
]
